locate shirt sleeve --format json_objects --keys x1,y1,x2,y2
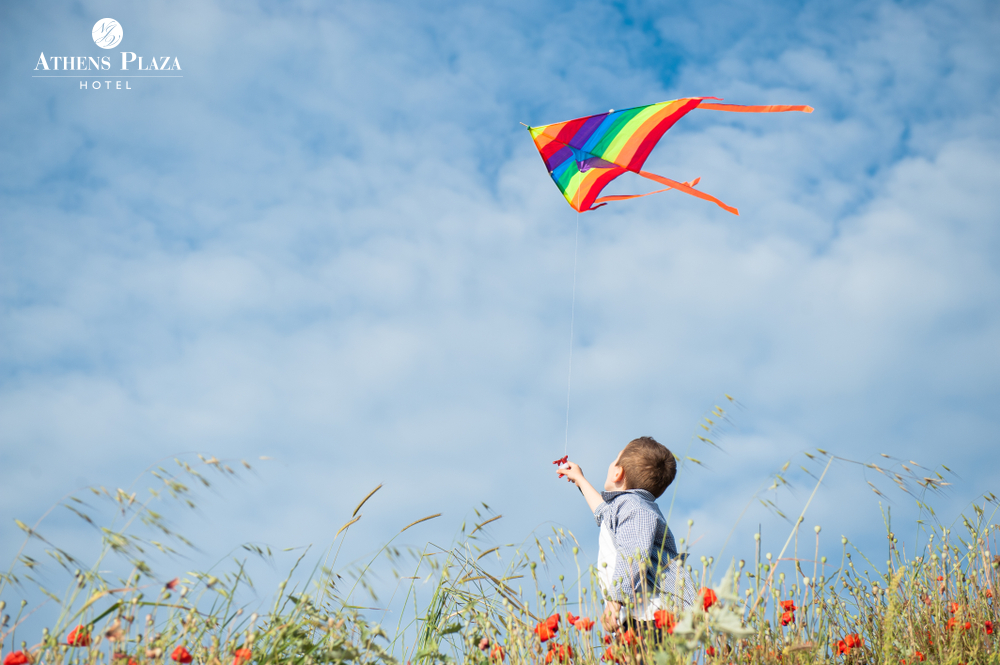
[{"x1": 608, "y1": 499, "x2": 660, "y2": 602}]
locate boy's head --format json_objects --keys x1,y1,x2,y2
[{"x1": 604, "y1": 436, "x2": 676, "y2": 498}]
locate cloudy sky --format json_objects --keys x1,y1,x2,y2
[{"x1": 2, "y1": 0, "x2": 999, "y2": 617}]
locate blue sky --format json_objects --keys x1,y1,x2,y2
[{"x1": 2, "y1": 0, "x2": 999, "y2": 618}]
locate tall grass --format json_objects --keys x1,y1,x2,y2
[{"x1": 2, "y1": 444, "x2": 998, "y2": 665}]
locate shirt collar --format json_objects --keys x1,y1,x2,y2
[{"x1": 601, "y1": 488, "x2": 655, "y2": 502}]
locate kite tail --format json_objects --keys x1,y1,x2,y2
[
  {"x1": 637, "y1": 171, "x2": 739, "y2": 216},
  {"x1": 592, "y1": 177, "x2": 702, "y2": 208},
  {"x1": 697, "y1": 102, "x2": 814, "y2": 114}
]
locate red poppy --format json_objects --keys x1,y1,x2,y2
[
  {"x1": 575, "y1": 617, "x2": 594, "y2": 632},
  {"x1": 165, "y1": 578, "x2": 180, "y2": 590},
  {"x1": 706, "y1": 646, "x2": 716, "y2": 657},
  {"x1": 545, "y1": 643, "x2": 573, "y2": 664},
  {"x1": 3, "y1": 652, "x2": 30, "y2": 665},
  {"x1": 780, "y1": 600, "x2": 796, "y2": 613},
  {"x1": 985, "y1": 621, "x2": 994, "y2": 635},
  {"x1": 837, "y1": 641, "x2": 848, "y2": 655},
  {"x1": 619, "y1": 628, "x2": 638, "y2": 646},
  {"x1": 111, "y1": 654, "x2": 138, "y2": 665},
  {"x1": 936, "y1": 576, "x2": 944, "y2": 581},
  {"x1": 546, "y1": 613, "x2": 561, "y2": 630},
  {"x1": 845, "y1": 634, "x2": 862, "y2": 649},
  {"x1": 949, "y1": 602, "x2": 959, "y2": 614},
  {"x1": 490, "y1": 644, "x2": 505, "y2": 662},
  {"x1": 654, "y1": 609, "x2": 676, "y2": 633},
  {"x1": 602, "y1": 647, "x2": 622, "y2": 663},
  {"x1": 534, "y1": 623, "x2": 556, "y2": 642},
  {"x1": 914, "y1": 652, "x2": 925, "y2": 662},
  {"x1": 946, "y1": 618, "x2": 957, "y2": 630},
  {"x1": 67, "y1": 626, "x2": 91, "y2": 647},
  {"x1": 233, "y1": 648, "x2": 253, "y2": 665},
  {"x1": 780, "y1": 611, "x2": 794, "y2": 627},
  {"x1": 171, "y1": 646, "x2": 193, "y2": 664},
  {"x1": 700, "y1": 588, "x2": 718, "y2": 610},
  {"x1": 603, "y1": 635, "x2": 613, "y2": 645},
  {"x1": 566, "y1": 612, "x2": 579, "y2": 625},
  {"x1": 986, "y1": 588, "x2": 994, "y2": 598}
]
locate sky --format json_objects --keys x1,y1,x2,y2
[{"x1": 2, "y1": 0, "x2": 999, "y2": 624}]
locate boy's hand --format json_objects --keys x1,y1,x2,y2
[
  {"x1": 600, "y1": 600, "x2": 621, "y2": 632},
  {"x1": 557, "y1": 461, "x2": 585, "y2": 485}
]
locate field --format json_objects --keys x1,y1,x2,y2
[{"x1": 2, "y1": 447, "x2": 998, "y2": 665}]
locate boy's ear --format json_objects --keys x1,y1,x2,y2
[{"x1": 612, "y1": 465, "x2": 625, "y2": 485}]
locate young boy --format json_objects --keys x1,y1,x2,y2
[{"x1": 559, "y1": 436, "x2": 693, "y2": 632}]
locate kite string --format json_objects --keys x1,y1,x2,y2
[{"x1": 564, "y1": 215, "x2": 580, "y2": 456}]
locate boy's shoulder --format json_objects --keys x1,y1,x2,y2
[{"x1": 595, "y1": 489, "x2": 663, "y2": 528}]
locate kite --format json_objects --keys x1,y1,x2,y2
[{"x1": 526, "y1": 97, "x2": 812, "y2": 214}]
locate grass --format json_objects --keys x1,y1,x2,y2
[{"x1": 2, "y1": 435, "x2": 999, "y2": 665}]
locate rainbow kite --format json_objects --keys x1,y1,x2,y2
[{"x1": 527, "y1": 97, "x2": 812, "y2": 214}]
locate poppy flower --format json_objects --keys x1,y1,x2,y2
[
  {"x1": 171, "y1": 646, "x2": 193, "y2": 664},
  {"x1": 545, "y1": 643, "x2": 573, "y2": 664},
  {"x1": 490, "y1": 644, "x2": 505, "y2": 662},
  {"x1": 946, "y1": 618, "x2": 957, "y2": 630},
  {"x1": 780, "y1": 611, "x2": 794, "y2": 626},
  {"x1": 837, "y1": 640, "x2": 848, "y2": 655},
  {"x1": 937, "y1": 576, "x2": 944, "y2": 581},
  {"x1": 780, "y1": 600, "x2": 796, "y2": 613},
  {"x1": 700, "y1": 588, "x2": 718, "y2": 610},
  {"x1": 949, "y1": 602, "x2": 959, "y2": 614},
  {"x1": 233, "y1": 647, "x2": 252, "y2": 665},
  {"x1": 653, "y1": 609, "x2": 676, "y2": 633},
  {"x1": 165, "y1": 578, "x2": 180, "y2": 590},
  {"x1": 986, "y1": 588, "x2": 994, "y2": 598},
  {"x1": 845, "y1": 634, "x2": 862, "y2": 649},
  {"x1": 914, "y1": 652, "x2": 926, "y2": 662},
  {"x1": 985, "y1": 621, "x2": 994, "y2": 635},
  {"x1": 575, "y1": 617, "x2": 594, "y2": 632},
  {"x1": 603, "y1": 635, "x2": 613, "y2": 645},
  {"x1": 566, "y1": 612, "x2": 579, "y2": 625},
  {"x1": 534, "y1": 621, "x2": 556, "y2": 642},
  {"x1": 67, "y1": 626, "x2": 91, "y2": 647},
  {"x1": 546, "y1": 613, "x2": 561, "y2": 630},
  {"x1": 619, "y1": 629, "x2": 638, "y2": 646},
  {"x1": 706, "y1": 646, "x2": 716, "y2": 657},
  {"x1": 4, "y1": 652, "x2": 30, "y2": 665},
  {"x1": 602, "y1": 647, "x2": 622, "y2": 663}
]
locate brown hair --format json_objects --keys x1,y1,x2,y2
[{"x1": 618, "y1": 436, "x2": 676, "y2": 498}]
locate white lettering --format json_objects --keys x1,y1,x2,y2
[
  {"x1": 148, "y1": 57, "x2": 159, "y2": 71},
  {"x1": 93, "y1": 80, "x2": 101, "y2": 89},
  {"x1": 125, "y1": 81, "x2": 131, "y2": 89},
  {"x1": 121, "y1": 52, "x2": 136, "y2": 69},
  {"x1": 116, "y1": 81, "x2": 121, "y2": 89},
  {"x1": 159, "y1": 57, "x2": 170, "y2": 69},
  {"x1": 80, "y1": 80, "x2": 88, "y2": 89},
  {"x1": 137, "y1": 56, "x2": 145, "y2": 70},
  {"x1": 102, "y1": 56, "x2": 111, "y2": 70},
  {"x1": 106, "y1": 80, "x2": 112, "y2": 89},
  {"x1": 69, "y1": 57, "x2": 75, "y2": 70},
  {"x1": 35, "y1": 53, "x2": 50, "y2": 70},
  {"x1": 88, "y1": 56, "x2": 101, "y2": 70},
  {"x1": 171, "y1": 57, "x2": 181, "y2": 70},
  {"x1": 49, "y1": 56, "x2": 60, "y2": 70}
]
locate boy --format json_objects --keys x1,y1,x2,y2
[{"x1": 559, "y1": 436, "x2": 693, "y2": 632}]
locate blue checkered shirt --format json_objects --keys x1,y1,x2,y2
[{"x1": 594, "y1": 489, "x2": 689, "y2": 606}]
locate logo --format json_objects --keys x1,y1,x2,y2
[
  {"x1": 92, "y1": 19, "x2": 123, "y2": 49},
  {"x1": 33, "y1": 17, "x2": 182, "y2": 90}
]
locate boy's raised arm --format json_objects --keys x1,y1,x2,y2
[{"x1": 557, "y1": 462, "x2": 604, "y2": 513}]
